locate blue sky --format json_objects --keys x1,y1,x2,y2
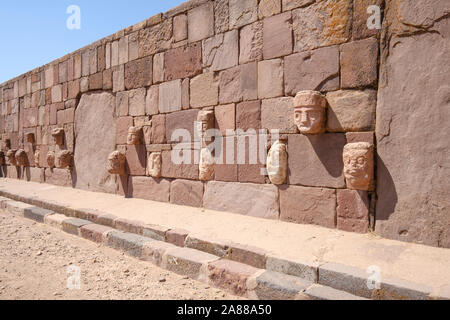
[{"x1": 0, "y1": 0, "x2": 185, "y2": 83}]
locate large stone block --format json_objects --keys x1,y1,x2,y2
[
  {"x1": 340, "y1": 38, "x2": 379, "y2": 89},
  {"x1": 126, "y1": 145, "x2": 147, "y2": 176},
  {"x1": 282, "y1": 0, "x2": 315, "y2": 11},
  {"x1": 190, "y1": 72, "x2": 219, "y2": 108},
  {"x1": 258, "y1": 0, "x2": 281, "y2": 18},
  {"x1": 263, "y1": 12, "x2": 293, "y2": 59},
  {"x1": 219, "y1": 62, "x2": 258, "y2": 104},
  {"x1": 337, "y1": 189, "x2": 369, "y2": 234},
  {"x1": 161, "y1": 150, "x2": 199, "y2": 180},
  {"x1": 74, "y1": 92, "x2": 117, "y2": 193},
  {"x1": 261, "y1": 97, "x2": 297, "y2": 134},
  {"x1": 128, "y1": 88, "x2": 146, "y2": 116},
  {"x1": 285, "y1": 46, "x2": 340, "y2": 95},
  {"x1": 229, "y1": 0, "x2": 258, "y2": 29},
  {"x1": 249, "y1": 270, "x2": 311, "y2": 300},
  {"x1": 239, "y1": 21, "x2": 263, "y2": 64},
  {"x1": 138, "y1": 19, "x2": 172, "y2": 57},
  {"x1": 165, "y1": 109, "x2": 199, "y2": 143},
  {"x1": 124, "y1": 56, "x2": 152, "y2": 90},
  {"x1": 188, "y1": 2, "x2": 214, "y2": 42},
  {"x1": 164, "y1": 43, "x2": 202, "y2": 81},
  {"x1": 280, "y1": 185, "x2": 337, "y2": 228},
  {"x1": 170, "y1": 179, "x2": 204, "y2": 208},
  {"x1": 292, "y1": 0, "x2": 351, "y2": 52},
  {"x1": 376, "y1": 5, "x2": 450, "y2": 248},
  {"x1": 215, "y1": 104, "x2": 235, "y2": 135},
  {"x1": 151, "y1": 114, "x2": 166, "y2": 144},
  {"x1": 203, "y1": 181, "x2": 279, "y2": 219},
  {"x1": 45, "y1": 168, "x2": 72, "y2": 187},
  {"x1": 158, "y1": 80, "x2": 182, "y2": 113},
  {"x1": 173, "y1": 14, "x2": 188, "y2": 42},
  {"x1": 288, "y1": 134, "x2": 346, "y2": 188},
  {"x1": 326, "y1": 89, "x2": 377, "y2": 132},
  {"x1": 258, "y1": 59, "x2": 283, "y2": 99},
  {"x1": 214, "y1": 0, "x2": 229, "y2": 33},
  {"x1": 128, "y1": 176, "x2": 170, "y2": 202},
  {"x1": 202, "y1": 30, "x2": 239, "y2": 72},
  {"x1": 352, "y1": 0, "x2": 384, "y2": 40},
  {"x1": 236, "y1": 101, "x2": 261, "y2": 131}
]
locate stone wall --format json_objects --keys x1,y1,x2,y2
[{"x1": 0, "y1": 0, "x2": 448, "y2": 248}]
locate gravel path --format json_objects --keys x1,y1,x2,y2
[{"x1": 0, "y1": 210, "x2": 242, "y2": 300}]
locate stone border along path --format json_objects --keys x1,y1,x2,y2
[{"x1": 0, "y1": 188, "x2": 447, "y2": 300}]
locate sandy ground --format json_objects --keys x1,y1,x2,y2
[{"x1": 0, "y1": 211, "x2": 242, "y2": 300}]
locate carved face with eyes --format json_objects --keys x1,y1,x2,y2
[
  {"x1": 343, "y1": 142, "x2": 374, "y2": 191},
  {"x1": 294, "y1": 91, "x2": 327, "y2": 135},
  {"x1": 146, "y1": 152, "x2": 161, "y2": 178}
]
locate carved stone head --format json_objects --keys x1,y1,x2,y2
[
  {"x1": 34, "y1": 150, "x2": 40, "y2": 167},
  {"x1": 15, "y1": 149, "x2": 27, "y2": 167},
  {"x1": 146, "y1": 152, "x2": 162, "y2": 178},
  {"x1": 6, "y1": 149, "x2": 17, "y2": 166},
  {"x1": 199, "y1": 147, "x2": 214, "y2": 181},
  {"x1": 56, "y1": 150, "x2": 72, "y2": 169},
  {"x1": 107, "y1": 151, "x2": 126, "y2": 175},
  {"x1": 197, "y1": 110, "x2": 215, "y2": 146},
  {"x1": 267, "y1": 140, "x2": 288, "y2": 185},
  {"x1": 51, "y1": 128, "x2": 65, "y2": 146},
  {"x1": 343, "y1": 142, "x2": 374, "y2": 191},
  {"x1": 294, "y1": 90, "x2": 327, "y2": 135},
  {"x1": 47, "y1": 151, "x2": 55, "y2": 168},
  {"x1": 26, "y1": 132, "x2": 35, "y2": 144},
  {"x1": 127, "y1": 127, "x2": 143, "y2": 145}
]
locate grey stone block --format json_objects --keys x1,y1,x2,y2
[
  {"x1": 23, "y1": 206, "x2": 54, "y2": 223},
  {"x1": 251, "y1": 271, "x2": 312, "y2": 300},
  {"x1": 266, "y1": 255, "x2": 319, "y2": 282},
  {"x1": 62, "y1": 218, "x2": 93, "y2": 235},
  {"x1": 185, "y1": 235, "x2": 231, "y2": 258},
  {"x1": 106, "y1": 230, "x2": 153, "y2": 258},
  {"x1": 162, "y1": 247, "x2": 219, "y2": 279}
]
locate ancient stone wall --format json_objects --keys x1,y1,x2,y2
[{"x1": 0, "y1": 0, "x2": 448, "y2": 248}]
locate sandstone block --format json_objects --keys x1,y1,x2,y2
[
  {"x1": 258, "y1": 59, "x2": 283, "y2": 99},
  {"x1": 215, "y1": 104, "x2": 235, "y2": 135},
  {"x1": 114, "y1": 218, "x2": 144, "y2": 235},
  {"x1": 340, "y1": 38, "x2": 379, "y2": 89},
  {"x1": 44, "y1": 213, "x2": 68, "y2": 230},
  {"x1": 106, "y1": 230, "x2": 151, "y2": 258},
  {"x1": 128, "y1": 88, "x2": 146, "y2": 116},
  {"x1": 282, "y1": 0, "x2": 315, "y2": 11},
  {"x1": 124, "y1": 56, "x2": 152, "y2": 89},
  {"x1": 23, "y1": 207, "x2": 54, "y2": 223},
  {"x1": 158, "y1": 80, "x2": 182, "y2": 113},
  {"x1": 190, "y1": 72, "x2": 219, "y2": 108},
  {"x1": 353, "y1": 0, "x2": 384, "y2": 40},
  {"x1": 138, "y1": 19, "x2": 172, "y2": 57},
  {"x1": 80, "y1": 224, "x2": 114, "y2": 243},
  {"x1": 236, "y1": 101, "x2": 261, "y2": 131},
  {"x1": 185, "y1": 235, "x2": 231, "y2": 258},
  {"x1": 128, "y1": 176, "x2": 170, "y2": 203},
  {"x1": 165, "y1": 109, "x2": 199, "y2": 143},
  {"x1": 263, "y1": 12, "x2": 293, "y2": 59},
  {"x1": 116, "y1": 116, "x2": 133, "y2": 145},
  {"x1": 249, "y1": 271, "x2": 311, "y2": 300},
  {"x1": 153, "y1": 53, "x2": 164, "y2": 83},
  {"x1": 202, "y1": 30, "x2": 239, "y2": 72},
  {"x1": 126, "y1": 145, "x2": 147, "y2": 176},
  {"x1": 259, "y1": 0, "x2": 281, "y2": 18},
  {"x1": 239, "y1": 21, "x2": 263, "y2": 64},
  {"x1": 285, "y1": 46, "x2": 340, "y2": 95},
  {"x1": 219, "y1": 63, "x2": 258, "y2": 104},
  {"x1": 288, "y1": 134, "x2": 346, "y2": 188},
  {"x1": 261, "y1": 97, "x2": 297, "y2": 134},
  {"x1": 214, "y1": 0, "x2": 229, "y2": 33},
  {"x1": 173, "y1": 14, "x2": 188, "y2": 42},
  {"x1": 141, "y1": 241, "x2": 175, "y2": 266},
  {"x1": 45, "y1": 168, "x2": 72, "y2": 187},
  {"x1": 62, "y1": 218, "x2": 92, "y2": 236},
  {"x1": 337, "y1": 189, "x2": 370, "y2": 234},
  {"x1": 170, "y1": 179, "x2": 204, "y2": 208},
  {"x1": 280, "y1": 185, "x2": 337, "y2": 228},
  {"x1": 229, "y1": 0, "x2": 258, "y2": 29},
  {"x1": 229, "y1": 243, "x2": 268, "y2": 269},
  {"x1": 166, "y1": 228, "x2": 190, "y2": 247},
  {"x1": 161, "y1": 150, "x2": 199, "y2": 180},
  {"x1": 164, "y1": 43, "x2": 202, "y2": 81},
  {"x1": 203, "y1": 181, "x2": 279, "y2": 219},
  {"x1": 188, "y1": 2, "x2": 214, "y2": 42},
  {"x1": 266, "y1": 255, "x2": 319, "y2": 282},
  {"x1": 151, "y1": 114, "x2": 166, "y2": 144},
  {"x1": 326, "y1": 89, "x2": 377, "y2": 132}
]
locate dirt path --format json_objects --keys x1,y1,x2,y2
[{"x1": 0, "y1": 211, "x2": 242, "y2": 300}]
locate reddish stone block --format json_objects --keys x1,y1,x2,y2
[
  {"x1": 236, "y1": 101, "x2": 261, "y2": 131},
  {"x1": 164, "y1": 43, "x2": 202, "y2": 81},
  {"x1": 96, "y1": 214, "x2": 118, "y2": 228},
  {"x1": 103, "y1": 69, "x2": 112, "y2": 90},
  {"x1": 345, "y1": 132, "x2": 374, "y2": 144},
  {"x1": 44, "y1": 168, "x2": 73, "y2": 187},
  {"x1": 125, "y1": 56, "x2": 153, "y2": 90},
  {"x1": 126, "y1": 145, "x2": 147, "y2": 176},
  {"x1": 165, "y1": 109, "x2": 199, "y2": 143},
  {"x1": 151, "y1": 114, "x2": 166, "y2": 144},
  {"x1": 24, "y1": 108, "x2": 38, "y2": 127},
  {"x1": 166, "y1": 228, "x2": 189, "y2": 247},
  {"x1": 114, "y1": 218, "x2": 144, "y2": 235},
  {"x1": 170, "y1": 179, "x2": 204, "y2": 207},
  {"x1": 352, "y1": 0, "x2": 384, "y2": 40},
  {"x1": 80, "y1": 224, "x2": 114, "y2": 243},
  {"x1": 161, "y1": 150, "x2": 199, "y2": 180},
  {"x1": 215, "y1": 104, "x2": 235, "y2": 136},
  {"x1": 229, "y1": 244, "x2": 268, "y2": 269},
  {"x1": 280, "y1": 185, "x2": 337, "y2": 229},
  {"x1": 128, "y1": 176, "x2": 170, "y2": 202},
  {"x1": 207, "y1": 259, "x2": 260, "y2": 297},
  {"x1": 340, "y1": 38, "x2": 378, "y2": 89},
  {"x1": 284, "y1": 46, "x2": 340, "y2": 95},
  {"x1": 89, "y1": 72, "x2": 103, "y2": 90},
  {"x1": 67, "y1": 80, "x2": 80, "y2": 100},
  {"x1": 116, "y1": 116, "x2": 133, "y2": 145},
  {"x1": 219, "y1": 62, "x2": 258, "y2": 104},
  {"x1": 263, "y1": 12, "x2": 293, "y2": 59},
  {"x1": 337, "y1": 189, "x2": 369, "y2": 234}
]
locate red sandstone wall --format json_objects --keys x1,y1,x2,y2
[{"x1": 1, "y1": 0, "x2": 446, "y2": 248}]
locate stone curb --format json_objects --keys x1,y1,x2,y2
[
  {"x1": 23, "y1": 206, "x2": 55, "y2": 223},
  {"x1": 0, "y1": 189, "x2": 444, "y2": 300}
]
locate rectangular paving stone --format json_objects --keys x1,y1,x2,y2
[
  {"x1": 44, "y1": 213, "x2": 68, "y2": 230},
  {"x1": 266, "y1": 255, "x2": 319, "y2": 283},
  {"x1": 23, "y1": 206, "x2": 54, "y2": 223},
  {"x1": 105, "y1": 230, "x2": 153, "y2": 258},
  {"x1": 62, "y1": 218, "x2": 93, "y2": 236},
  {"x1": 185, "y1": 235, "x2": 231, "y2": 258},
  {"x1": 142, "y1": 241, "x2": 176, "y2": 266},
  {"x1": 142, "y1": 224, "x2": 170, "y2": 241},
  {"x1": 80, "y1": 224, "x2": 114, "y2": 244}
]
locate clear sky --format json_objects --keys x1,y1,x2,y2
[{"x1": 0, "y1": 0, "x2": 186, "y2": 84}]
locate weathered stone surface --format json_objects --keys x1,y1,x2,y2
[
  {"x1": 190, "y1": 72, "x2": 219, "y2": 108},
  {"x1": 202, "y1": 30, "x2": 239, "y2": 72},
  {"x1": 282, "y1": 0, "x2": 315, "y2": 11},
  {"x1": 203, "y1": 181, "x2": 279, "y2": 219},
  {"x1": 124, "y1": 56, "x2": 152, "y2": 90},
  {"x1": 162, "y1": 247, "x2": 219, "y2": 279},
  {"x1": 376, "y1": 5, "x2": 450, "y2": 248},
  {"x1": 23, "y1": 206, "x2": 54, "y2": 223},
  {"x1": 266, "y1": 256, "x2": 318, "y2": 282},
  {"x1": 239, "y1": 21, "x2": 263, "y2": 64},
  {"x1": 44, "y1": 213, "x2": 68, "y2": 230},
  {"x1": 215, "y1": 104, "x2": 235, "y2": 136},
  {"x1": 80, "y1": 224, "x2": 114, "y2": 243},
  {"x1": 128, "y1": 176, "x2": 170, "y2": 202},
  {"x1": 353, "y1": 0, "x2": 384, "y2": 40},
  {"x1": 293, "y1": 0, "x2": 351, "y2": 52},
  {"x1": 165, "y1": 228, "x2": 190, "y2": 247},
  {"x1": 62, "y1": 218, "x2": 92, "y2": 236},
  {"x1": 106, "y1": 230, "x2": 151, "y2": 258},
  {"x1": 185, "y1": 235, "x2": 231, "y2": 257},
  {"x1": 207, "y1": 259, "x2": 260, "y2": 297},
  {"x1": 116, "y1": 116, "x2": 133, "y2": 145},
  {"x1": 141, "y1": 241, "x2": 174, "y2": 266},
  {"x1": 236, "y1": 101, "x2": 261, "y2": 131},
  {"x1": 188, "y1": 2, "x2": 214, "y2": 42},
  {"x1": 165, "y1": 109, "x2": 199, "y2": 143},
  {"x1": 346, "y1": 132, "x2": 374, "y2": 145},
  {"x1": 74, "y1": 92, "x2": 117, "y2": 193},
  {"x1": 158, "y1": 80, "x2": 182, "y2": 113},
  {"x1": 258, "y1": 59, "x2": 283, "y2": 99},
  {"x1": 341, "y1": 38, "x2": 379, "y2": 89},
  {"x1": 161, "y1": 150, "x2": 199, "y2": 180},
  {"x1": 164, "y1": 43, "x2": 202, "y2": 81},
  {"x1": 126, "y1": 145, "x2": 147, "y2": 176},
  {"x1": 229, "y1": 0, "x2": 258, "y2": 29},
  {"x1": 249, "y1": 271, "x2": 311, "y2": 300},
  {"x1": 304, "y1": 284, "x2": 367, "y2": 300},
  {"x1": 112, "y1": 65, "x2": 125, "y2": 92},
  {"x1": 285, "y1": 46, "x2": 340, "y2": 95},
  {"x1": 214, "y1": 0, "x2": 229, "y2": 33},
  {"x1": 153, "y1": 53, "x2": 164, "y2": 83},
  {"x1": 138, "y1": 19, "x2": 172, "y2": 57},
  {"x1": 229, "y1": 243, "x2": 268, "y2": 269},
  {"x1": 170, "y1": 179, "x2": 204, "y2": 207},
  {"x1": 326, "y1": 89, "x2": 377, "y2": 132},
  {"x1": 173, "y1": 14, "x2": 187, "y2": 42},
  {"x1": 288, "y1": 134, "x2": 346, "y2": 188},
  {"x1": 261, "y1": 97, "x2": 297, "y2": 134},
  {"x1": 280, "y1": 185, "x2": 337, "y2": 228},
  {"x1": 219, "y1": 62, "x2": 258, "y2": 104},
  {"x1": 128, "y1": 88, "x2": 146, "y2": 117},
  {"x1": 337, "y1": 189, "x2": 370, "y2": 234},
  {"x1": 263, "y1": 12, "x2": 293, "y2": 59},
  {"x1": 259, "y1": 0, "x2": 281, "y2": 18},
  {"x1": 45, "y1": 168, "x2": 72, "y2": 187}
]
